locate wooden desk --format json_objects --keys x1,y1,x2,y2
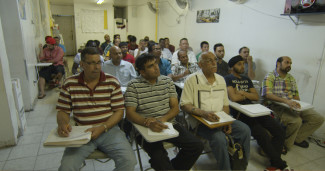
[
  {"x1": 229, "y1": 101, "x2": 271, "y2": 117},
  {"x1": 191, "y1": 114, "x2": 234, "y2": 129}
]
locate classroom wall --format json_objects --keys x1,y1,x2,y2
[
  {"x1": 73, "y1": 3, "x2": 114, "y2": 50},
  {"x1": 0, "y1": 17, "x2": 19, "y2": 147},
  {"x1": 0, "y1": 0, "x2": 40, "y2": 111},
  {"x1": 127, "y1": 4, "x2": 156, "y2": 42},
  {"x1": 51, "y1": 4, "x2": 74, "y2": 16}
]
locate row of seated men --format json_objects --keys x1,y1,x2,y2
[{"x1": 42, "y1": 35, "x2": 324, "y2": 170}]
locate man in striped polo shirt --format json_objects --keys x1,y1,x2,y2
[
  {"x1": 56, "y1": 47, "x2": 136, "y2": 171},
  {"x1": 125, "y1": 53, "x2": 203, "y2": 170}
]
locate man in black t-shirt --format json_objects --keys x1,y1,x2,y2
[
  {"x1": 224, "y1": 55, "x2": 290, "y2": 171},
  {"x1": 214, "y1": 43, "x2": 230, "y2": 77}
]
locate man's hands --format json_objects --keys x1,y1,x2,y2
[
  {"x1": 285, "y1": 99, "x2": 301, "y2": 109},
  {"x1": 57, "y1": 124, "x2": 72, "y2": 137},
  {"x1": 145, "y1": 117, "x2": 168, "y2": 132},
  {"x1": 247, "y1": 56, "x2": 253, "y2": 63},
  {"x1": 223, "y1": 125, "x2": 232, "y2": 134},
  {"x1": 202, "y1": 111, "x2": 220, "y2": 122},
  {"x1": 183, "y1": 69, "x2": 190, "y2": 76},
  {"x1": 85, "y1": 126, "x2": 105, "y2": 140}
]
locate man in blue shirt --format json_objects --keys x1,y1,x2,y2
[
  {"x1": 54, "y1": 36, "x2": 66, "y2": 54},
  {"x1": 148, "y1": 42, "x2": 172, "y2": 77}
]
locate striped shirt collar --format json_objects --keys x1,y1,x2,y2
[
  {"x1": 77, "y1": 71, "x2": 106, "y2": 84},
  {"x1": 138, "y1": 75, "x2": 163, "y2": 85}
]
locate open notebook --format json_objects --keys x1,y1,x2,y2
[
  {"x1": 44, "y1": 126, "x2": 92, "y2": 147},
  {"x1": 274, "y1": 100, "x2": 313, "y2": 111},
  {"x1": 203, "y1": 111, "x2": 236, "y2": 125}
]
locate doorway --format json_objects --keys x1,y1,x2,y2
[{"x1": 52, "y1": 15, "x2": 76, "y2": 56}]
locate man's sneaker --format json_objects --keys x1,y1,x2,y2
[{"x1": 294, "y1": 140, "x2": 309, "y2": 148}]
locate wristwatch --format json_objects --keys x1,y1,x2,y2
[{"x1": 191, "y1": 107, "x2": 197, "y2": 114}]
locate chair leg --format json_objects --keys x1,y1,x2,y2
[{"x1": 135, "y1": 140, "x2": 143, "y2": 171}]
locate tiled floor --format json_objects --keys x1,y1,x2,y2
[{"x1": 1, "y1": 56, "x2": 325, "y2": 170}]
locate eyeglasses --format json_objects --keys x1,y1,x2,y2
[{"x1": 84, "y1": 61, "x2": 103, "y2": 66}]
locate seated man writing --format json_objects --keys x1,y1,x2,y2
[
  {"x1": 125, "y1": 53, "x2": 203, "y2": 170},
  {"x1": 38, "y1": 37, "x2": 64, "y2": 99},
  {"x1": 225, "y1": 55, "x2": 289, "y2": 170},
  {"x1": 56, "y1": 47, "x2": 136, "y2": 171},
  {"x1": 261, "y1": 56, "x2": 324, "y2": 149},
  {"x1": 180, "y1": 52, "x2": 251, "y2": 170},
  {"x1": 102, "y1": 46, "x2": 137, "y2": 87}
]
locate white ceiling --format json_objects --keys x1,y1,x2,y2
[{"x1": 49, "y1": 0, "x2": 142, "y2": 6}]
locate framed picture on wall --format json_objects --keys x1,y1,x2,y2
[{"x1": 196, "y1": 8, "x2": 220, "y2": 23}]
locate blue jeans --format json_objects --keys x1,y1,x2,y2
[
  {"x1": 59, "y1": 126, "x2": 137, "y2": 171},
  {"x1": 197, "y1": 120, "x2": 251, "y2": 170}
]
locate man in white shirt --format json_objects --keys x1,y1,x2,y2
[
  {"x1": 134, "y1": 39, "x2": 148, "y2": 59},
  {"x1": 171, "y1": 38, "x2": 197, "y2": 65},
  {"x1": 102, "y1": 46, "x2": 137, "y2": 87},
  {"x1": 159, "y1": 38, "x2": 173, "y2": 62},
  {"x1": 180, "y1": 52, "x2": 250, "y2": 170}
]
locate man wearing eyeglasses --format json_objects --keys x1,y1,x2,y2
[
  {"x1": 56, "y1": 47, "x2": 136, "y2": 171},
  {"x1": 102, "y1": 46, "x2": 137, "y2": 87}
]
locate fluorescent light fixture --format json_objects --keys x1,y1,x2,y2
[{"x1": 97, "y1": 0, "x2": 104, "y2": 4}]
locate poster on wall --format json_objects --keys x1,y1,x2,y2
[
  {"x1": 196, "y1": 8, "x2": 220, "y2": 23},
  {"x1": 81, "y1": 9, "x2": 104, "y2": 33},
  {"x1": 18, "y1": 0, "x2": 26, "y2": 20},
  {"x1": 283, "y1": 0, "x2": 325, "y2": 14}
]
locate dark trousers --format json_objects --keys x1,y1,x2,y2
[
  {"x1": 136, "y1": 123, "x2": 204, "y2": 170},
  {"x1": 237, "y1": 113, "x2": 287, "y2": 169}
]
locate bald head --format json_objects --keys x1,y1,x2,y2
[
  {"x1": 109, "y1": 46, "x2": 122, "y2": 65},
  {"x1": 199, "y1": 51, "x2": 217, "y2": 75},
  {"x1": 199, "y1": 51, "x2": 214, "y2": 62}
]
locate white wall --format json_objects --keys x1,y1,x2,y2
[
  {"x1": 73, "y1": 3, "x2": 114, "y2": 50},
  {"x1": 0, "y1": 0, "x2": 39, "y2": 111},
  {"x1": 51, "y1": 4, "x2": 74, "y2": 16},
  {"x1": 155, "y1": 0, "x2": 325, "y2": 136},
  {"x1": 127, "y1": 4, "x2": 156, "y2": 42},
  {"x1": 0, "y1": 17, "x2": 19, "y2": 147}
]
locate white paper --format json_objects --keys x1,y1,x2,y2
[
  {"x1": 203, "y1": 111, "x2": 235, "y2": 125},
  {"x1": 240, "y1": 104, "x2": 271, "y2": 114},
  {"x1": 274, "y1": 100, "x2": 313, "y2": 111},
  {"x1": 45, "y1": 126, "x2": 92, "y2": 143},
  {"x1": 148, "y1": 122, "x2": 178, "y2": 136}
]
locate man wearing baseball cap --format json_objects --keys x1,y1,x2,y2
[
  {"x1": 225, "y1": 55, "x2": 289, "y2": 170},
  {"x1": 38, "y1": 37, "x2": 64, "y2": 99}
]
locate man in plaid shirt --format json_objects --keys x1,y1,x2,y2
[
  {"x1": 261, "y1": 56, "x2": 324, "y2": 150},
  {"x1": 171, "y1": 50, "x2": 200, "y2": 83}
]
